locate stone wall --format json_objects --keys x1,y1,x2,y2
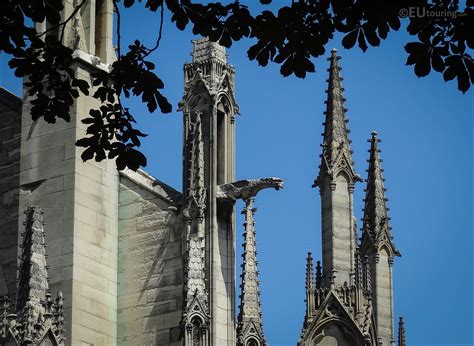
[
  {"x1": 0, "y1": 88, "x2": 21, "y2": 298},
  {"x1": 215, "y1": 201, "x2": 236, "y2": 343},
  {"x1": 117, "y1": 170, "x2": 183, "y2": 345},
  {"x1": 321, "y1": 174, "x2": 353, "y2": 286},
  {"x1": 373, "y1": 249, "x2": 394, "y2": 346},
  {"x1": 18, "y1": 60, "x2": 120, "y2": 344}
]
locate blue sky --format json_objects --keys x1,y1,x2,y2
[{"x1": 1, "y1": 2, "x2": 473, "y2": 345}]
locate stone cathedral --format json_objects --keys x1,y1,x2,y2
[{"x1": 0, "y1": 2, "x2": 407, "y2": 345}]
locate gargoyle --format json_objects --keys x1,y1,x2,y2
[{"x1": 217, "y1": 177, "x2": 284, "y2": 201}]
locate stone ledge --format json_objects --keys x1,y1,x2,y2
[{"x1": 120, "y1": 168, "x2": 182, "y2": 206}]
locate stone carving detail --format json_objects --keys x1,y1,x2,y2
[
  {"x1": 67, "y1": 0, "x2": 88, "y2": 52},
  {"x1": 182, "y1": 38, "x2": 239, "y2": 114},
  {"x1": 183, "y1": 110, "x2": 208, "y2": 324},
  {"x1": 183, "y1": 110, "x2": 207, "y2": 225},
  {"x1": 181, "y1": 100, "x2": 209, "y2": 346},
  {"x1": 0, "y1": 207, "x2": 65, "y2": 345},
  {"x1": 217, "y1": 178, "x2": 284, "y2": 201}
]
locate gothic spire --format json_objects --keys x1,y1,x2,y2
[
  {"x1": 17, "y1": 207, "x2": 49, "y2": 317},
  {"x1": 314, "y1": 48, "x2": 359, "y2": 188},
  {"x1": 237, "y1": 198, "x2": 266, "y2": 346},
  {"x1": 0, "y1": 207, "x2": 65, "y2": 345},
  {"x1": 305, "y1": 253, "x2": 315, "y2": 319},
  {"x1": 361, "y1": 131, "x2": 400, "y2": 256},
  {"x1": 398, "y1": 317, "x2": 406, "y2": 346}
]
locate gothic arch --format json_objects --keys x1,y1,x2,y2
[
  {"x1": 215, "y1": 93, "x2": 233, "y2": 185},
  {"x1": 216, "y1": 93, "x2": 234, "y2": 116},
  {"x1": 308, "y1": 319, "x2": 364, "y2": 346},
  {"x1": 376, "y1": 237, "x2": 397, "y2": 259},
  {"x1": 246, "y1": 337, "x2": 260, "y2": 346},
  {"x1": 335, "y1": 171, "x2": 350, "y2": 184}
]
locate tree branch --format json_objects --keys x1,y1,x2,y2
[
  {"x1": 36, "y1": 0, "x2": 88, "y2": 39},
  {"x1": 143, "y1": 3, "x2": 164, "y2": 59}
]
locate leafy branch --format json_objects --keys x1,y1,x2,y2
[{"x1": 0, "y1": 0, "x2": 472, "y2": 171}]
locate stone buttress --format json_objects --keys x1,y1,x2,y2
[
  {"x1": 16, "y1": 1, "x2": 118, "y2": 343},
  {"x1": 180, "y1": 38, "x2": 239, "y2": 345}
]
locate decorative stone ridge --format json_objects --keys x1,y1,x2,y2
[
  {"x1": 0, "y1": 207, "x2": 65, "y2": 345},
  {"x1": 119, "y1": 168, "x2": 182, "y2": 205}
]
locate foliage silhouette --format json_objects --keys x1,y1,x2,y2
[{"x1": 1, "y1": 0, "x2": 472, "y2": 170}]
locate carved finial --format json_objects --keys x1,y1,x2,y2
[
  {"x1": 305, "y1": 253, "x2": 315, "y2": 318},
  {"x1": 330, "y1": 270, "x2": 337, "y2": 289},
  {"x1": 363, "y1": 256, "x2": 371, "y2": 293},
  {"x1": 0, "y1": 296, "x2": 11, "y2": 338},
  {"x1": 398, "y1": 316, "x2": 406, "y2": 346},
  {"x1": 354, "y1": 248, "x2": 362, "y2": 288},
  {"x1": 53, "y1": 291, "x2": 65, "y2": 341},
  {"x1": 315, "y1": 261, "x2": 322, "y2": 289}
]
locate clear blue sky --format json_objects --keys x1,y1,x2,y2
[{"x1": 1, "y1": 2, "x2": 473, "y2": 345}]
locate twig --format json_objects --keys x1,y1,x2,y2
[
  {"x1": 36, "y1": 0, "x2": 88, "y2": 38},
  {"x1": 143, "y1": 4, "x2": 164, "y2": 58},
  {"x1": 113, "y1": 0, "x2": 121, "y2": 59}
]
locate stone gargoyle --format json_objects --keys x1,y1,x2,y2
[{"x1": 217, "y1": 177, "x2": 284, "y2": 201}]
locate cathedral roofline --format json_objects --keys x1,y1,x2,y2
[{"x1": 120, "y1": 168, "x2": 182, "y2": 206}]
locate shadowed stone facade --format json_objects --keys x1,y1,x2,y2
[{"x1": 0, "y1": 2, "x2": 281, "y2": 345}]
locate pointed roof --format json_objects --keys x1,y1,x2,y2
[
  {"x1": 398, "y1": 317, "x2": 406, "y2": 346},
  {"x1": 301, "y1": 289, "x2": 369, "y2": 343},
  {"x1": 17, "y1": 207, "x2": 49, "y2": 316},
  {"x1": 0, "y1": 207, "x2": 65, "y2": 345},
  {"x1": 361, "y1": 132, "x2": 399, "y2": 256},
  {"x1": 237, "y1": 198, "x2": 266, "y2": 345},
  {"x1": 314, "y1": 49, "x2": 360, "y2": 187},
  {"x1": 305, "y1": 252, "x2": 315, "y2": 318}
]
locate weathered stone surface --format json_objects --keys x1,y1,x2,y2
[{"x1": 117, "y1": 174, "x2": 183, "y2": 345}]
